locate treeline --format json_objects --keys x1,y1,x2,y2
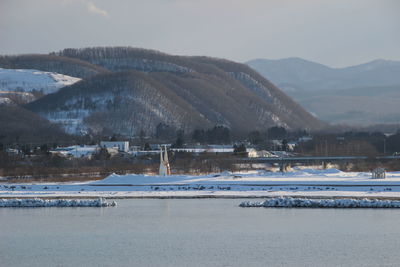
[
  {"x1": 296, "y1": 131, "x2": 400, "y2": 156},
  {"x1": 56, "y1": 47, "x2": 193, "y2": 74},
  {"x1": 152, "y1": 125, "x2": 296, "y2": 147},
  {"x1": 150, "y1": 124, "x2": 232, "y2": 146},
  {"x1": 0, "y1": 54, "x2": 108, "y2": 78},
  {"x1": 191, "y1": 126, "x2": 231, "y2": 144},
  {"x1": 57, "y1": 47, "x2": 168, "y2": 63},
  {"x1": 0, "y1": 149, "x2": 241, "y2": 181}
]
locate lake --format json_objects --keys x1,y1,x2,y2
[{"x1": 1, "y1": 199, "x2": 400, "y2": 266}]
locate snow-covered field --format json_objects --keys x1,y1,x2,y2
[
  {"x1": 0, "y1": 68, "x2": 81, "y2": 94},
  {"x1": 2, "y1": 168, "x2": 400, "y2": 199}
]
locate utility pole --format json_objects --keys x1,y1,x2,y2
[{"x1": 325, "y1": 140, "x2": 328, "y2": 157}]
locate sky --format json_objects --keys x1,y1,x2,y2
[{"x1": 0, "y1": 0, "x2": 399, "y2": 67}]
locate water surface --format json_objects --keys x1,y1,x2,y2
[{"x1": 1, "y1": 199, "x2": 400, "y2": 266}]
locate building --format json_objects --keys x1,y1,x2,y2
[
  {"x1": 100, "y1": 141, "x2": 129, "y2": 152},
  {"x1": 247, "y1": 149, "x2": 274, "y2": 158},
  {"x1": 50, "y1": 145, "x2": 99, "y2": 158},
  {"x1": 298, "y1": 136, "x2": 313, "y2": 143},
  {"x1": 5, "y1": 148, "x2": 19, "y2": 155}
]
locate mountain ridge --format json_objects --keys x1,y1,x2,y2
[
  {"x1": 246, "y1": 57, "x2": 400, "y2": 125},
  {"x1": 18, "y1": 47, "x2": 324, "y2": 137},
  {"x1": 246, "y1": 57, "x2": 400, "y2": 90}
]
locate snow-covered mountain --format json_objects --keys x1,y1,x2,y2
[
  {"x1": 247, "y1": 58, "x2": 400, "y2": 125},
  {"x1": 0, "y1": 68, "x2": 81, "y2": 105},
  {"x1": 17, "y1": 47, "x2": 325, "y2": 136}
]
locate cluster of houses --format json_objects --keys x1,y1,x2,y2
[
  {"x1": 48, "y1": 141, "x2": 130, "y2": 159},
  {"x1": 42, "y1": 140, "x2": 294, "y2": 159},
  {"x1": 4, "y1": 137, "x2": 393, "y2": 179},
  {"x1": 4, "y1": 134, "x2": 318, "y2": 159}
]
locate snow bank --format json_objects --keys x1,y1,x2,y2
[
  {"x1": 240, "y1": 197, "x2": 400, "y2": 208},
  {"x1": 93, "y1": 168, "x2": 400, "y2": 186},
  {"x1": 0, "y1": 198, "x2": 116, "y2": 207}
]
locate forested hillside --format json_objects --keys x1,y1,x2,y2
[
  {"x1": 0, "y1": 105, "x2": 71, "y2": 143},
  {"x1": 4, "y1": 47, "x2": 325, "y2": 138},
  {"x1": 0, "y1": 54, "x2": 109, "y2": 78}
]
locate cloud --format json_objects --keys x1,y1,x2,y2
[{"x1": 87, "y1": 1, "x2": 109, "y2": 17}]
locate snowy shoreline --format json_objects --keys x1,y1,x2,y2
[
  {"x1": 3, "y1": 194, "x2": 400, "y2": 200},
  {"x1": 2, "y1": 168, "x2": 400, "y2": 199}
]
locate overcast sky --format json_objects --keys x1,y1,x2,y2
[{"x1": 1, "y1": 0, "x2": 399, "y2": 67}]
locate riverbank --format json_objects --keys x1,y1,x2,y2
[{"x1": 2, "y1": 168, "x2": 400, "y2": 199}]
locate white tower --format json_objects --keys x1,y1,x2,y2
[{"x1": 159, "y1": 146, "x2": 171, "y2": 176}]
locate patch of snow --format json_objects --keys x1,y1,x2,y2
[{"x1": 0, "y1": 97, "x2": 13, "y2": 105}]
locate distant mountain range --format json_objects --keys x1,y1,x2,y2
[
  {"x1": 247, "y1": 58, "x2": 400, "y2": 125},
  {"x1": 0, "y1": 47, "x2": 324, "y2": 139}
]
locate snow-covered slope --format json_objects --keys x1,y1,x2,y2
[
  {"x1": 0, "y1": 68, "x2": 81, "y2": 95},
  {"x1": 25, "y1": 47, "x2": 324, "y2": 135}
]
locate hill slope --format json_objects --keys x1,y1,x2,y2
[
  {"x1": 247, "y1": 58, "x2": 400, "y2": 125},
  {"x1": 0, "y1": 105, "x2": 70, "y2": 143},
  {"x1": 21, "y1": 47, "x2": 324, "y2": 137}
]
